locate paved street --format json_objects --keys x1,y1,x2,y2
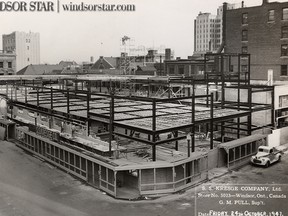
[{"x1": 0, "y1": 141, "x2": 287, "y2": 216}]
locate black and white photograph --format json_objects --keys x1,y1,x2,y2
[{"x1": 0, "y1": 0, "x2": 288, "y2": 215}]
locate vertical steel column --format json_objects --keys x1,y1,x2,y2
[
  {"x1": 6, "y1": 82, "x2": 8, "y2": 97},
  {"x1": 175, "y1": 131, "x2": 178, "y2": 151},
  {"x1": 160, "y1": 55, "x2": 162, "y2": 76},
  {"x1": 271, "y1": 87, "x2": 275, "y2": 128},
  {"x1": 191, "y1": 80, "x2": 195, "y2": 152},
  {"x1": 210, "y1": 93, "x2": 214, "y2": 150},
  {"x1": 152, "y1": 99, "x2": 156, "y2": 161},
  {"x1": 25, "y1": 86, "x2": 27, "y2": 104},
  {"x1": 237, "y1": 54, "x2": 241, "y2": 139},
  {"x1": 247, "y1": 87, "x2": 252, "y2": 135},
  {"x1": 221, "y1": 54, "x2": 225, "y2": 109},
  {"x1": 10, "y1": 83, "x2": 13, "y2": 100},
  {"x1": 87, "y1": 81, "x2": 91, "y2": 136},
  {"x1": 50, "y1": 87, "x2": 53, "y2": 110},
  {"x1": 220, "y1": 54, "x2": 225, "y2": 141},
  {"x1": 206, "y1": 82, "x2": 209, "y2": 108},
  {"x1": 187, "y1": 139, "x2": 191, "y2": 157},
  {"x1": 67, "y1": 89, "x2": 70, "y2": 114},
  {"x1": 109, "y1": 93, "x2": 115, "y2": 156},
  {"x1": 205, "y1": 55, "x2": 209, "y2": 107},
  {"x1": 75, "y1": 79, "x2": 78, "y2": 96},
  {"x1": 148, "y1": 80, "x2": 151, "y2": 98},
  {"x1": 168, "y1": 78, "x2": 171, "y2": 99},
  {"x1": 247, "y1": 54, "x2": 251, "y2": 85},
  {"x1": 14, "y1": 81, "x2": 17, "y2": 101},
  {"x1": 37, "y1": 88, "x2": 39, "y2": 107}
]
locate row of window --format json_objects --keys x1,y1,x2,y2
[
  {"x1": 196, "y1": 44, "x2": 221, "y2": 50},
  {"x1": 196, "y1": 29, "x2": 221, "y2": 34},
  {"x1": 197, "y1": 34, "x2": 221, "y2": 39},
  {"x1": 196, "y1": 24, "x2": 221, "y2": 29},
  {"x1": 241, "y1": 26, "x2": 288, "y2": 41},
  {"x1": 4, "y1": 46, "x2": 15, "y2": 51},
  {"x1": 197, "y1": 19, "x2": 221, "y2": 24},
  {"x1": 0, "y1": 61, "x2": 13, "y2": 68},
  {"x1": 5, "y1": 38, "x2": 15, "y2": 44},
  {"x1": 242, "y1": 8, "x2": 288, "y2": 24}
]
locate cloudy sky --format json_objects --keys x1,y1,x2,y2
[{"x1": 0, "y1": 0, "x2": 280, "y2": 64}]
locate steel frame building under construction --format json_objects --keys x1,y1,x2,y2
[{"x1": 0, "y1": 53, "x2": 274, "y2": 199}]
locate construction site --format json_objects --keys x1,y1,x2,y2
[{"x1": 0, "y1": 53, "x2": 283, "y2": 199}]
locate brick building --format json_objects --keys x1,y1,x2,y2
[
  {"x1": 225, "y1": 0, "x2": 288, "y2": 81},
  {"x1": 164, "y1": 56, "x2": 215, "y2": 76},
  {"x1": 0, "y1": 50, "x2": 16, "y2": 75}
]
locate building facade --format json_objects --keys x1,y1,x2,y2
[
  {"x1": 194, "y1": 12, "x2": 221, "y2": 55},
  {"x1": 2, "y1": 31, "x2": 40, "y2": 72},
  {"x1": 164, "y1": 57, "x2": 214, "y2": 76},
  {"x1": 225, "y1": 0, "x2": 288, "y2": 81},
  {"x1": 0, "y1": 50, "x2": 16, "y2": 75},
  {"x1": 194, "y1": 3, "x2": 242, "y2": 56}
]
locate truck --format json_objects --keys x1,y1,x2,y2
[{"x1": 251, "y1": 146, "x2": 282, "y2": 167}]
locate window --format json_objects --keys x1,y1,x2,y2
[
  {"x1": 8, "y1": 62, "x2": 12, "y2": 68},
  {"x1": 242, "y1": 30, "x2": 248, "y2": 41},
  {"x1": 169, "y1": 66, "x2": 174, "y2": 74},
  {"x1": 241, "y1": 65, "x2": 248, "y2": 72},
  {"x1": 281, "y1": 65, "x2": 288, "y2": 76},
  {"x1": 282, "y1": 26, "x2": 288, "y2": 38},
  {"x1": 27, "y1": 46, "x2": 29, "y2": 50},
  {"x1": 178, "y1": 67, "x2": 184, "y2": 75},
  {"x1": 242, "y1": 46, "x2": 248, "y2": 54},
  {"x1": 27, "y1": 58, "x2": 30, "y2": 62},
  {"x1": 283, "y1": 8, "x2": 288, "y2": 20},
  {"x1": 0, "y1": 62, "x2": 3, "y2": 68},
  {"x1": 242, "y1": 13, "x2": 248, "y2": 24},
  {"x1": 281, "y1": 44, "x2": 288, "y2": 56},
  {"x1": 279, "y1": 95, "x2": 288, "y2": 107},
  {"x1": 268, "y1": 10, "x2": 275, "y2": 21}
]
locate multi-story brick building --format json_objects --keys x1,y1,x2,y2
[
  {"x1": 0, "y1": 50, "x2": 16, "y2": 75},
  {"x1": 225, "y1": 0, "x2": 288, "y2": 81},
  {"x1": 2, "y1": 31, "x2": 40, "y2": 72}
]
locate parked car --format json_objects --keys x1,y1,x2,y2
[{"x1": 251, "y1": 146, "x2": 282, "y2": 167}]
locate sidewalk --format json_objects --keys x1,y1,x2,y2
[
  {"x1": 208, "y1": 167, "x2": 230, "y2": 180},
  {"x1": 276, "y1": 143, "x2": 288, "y2": 153}
]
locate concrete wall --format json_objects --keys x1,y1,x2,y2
[
  {"x1": 267, "y1": 126, "x2": 288, "y2": 147},
  {"x1": 208, "y1": 148, "x2": 219, "y2": 169},
  {"x1": 0, "y1": 97, "x2": 7, "y2": 117}
]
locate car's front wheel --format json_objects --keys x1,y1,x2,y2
[{"x1": 265, "y1": 161, "x2": 270, "y2": 168}]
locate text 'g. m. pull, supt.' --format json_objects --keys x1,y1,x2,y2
[{"x1": 0, "y1": 1, "x2": 54, "y2": 11}]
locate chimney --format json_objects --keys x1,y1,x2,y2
[
  {"x1": 165, "y1": 48, "x2": 171, "y2": 61},
  {"x1": 263, "y1": 0, "x2": 269, "y2": 5},
  {"x1": 241, "y1": 1, "x2": 244, "y2": 8}
]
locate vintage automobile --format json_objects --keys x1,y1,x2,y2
[{"x1": 251, "y1": 146, "x2": 282, "y2": 167}]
